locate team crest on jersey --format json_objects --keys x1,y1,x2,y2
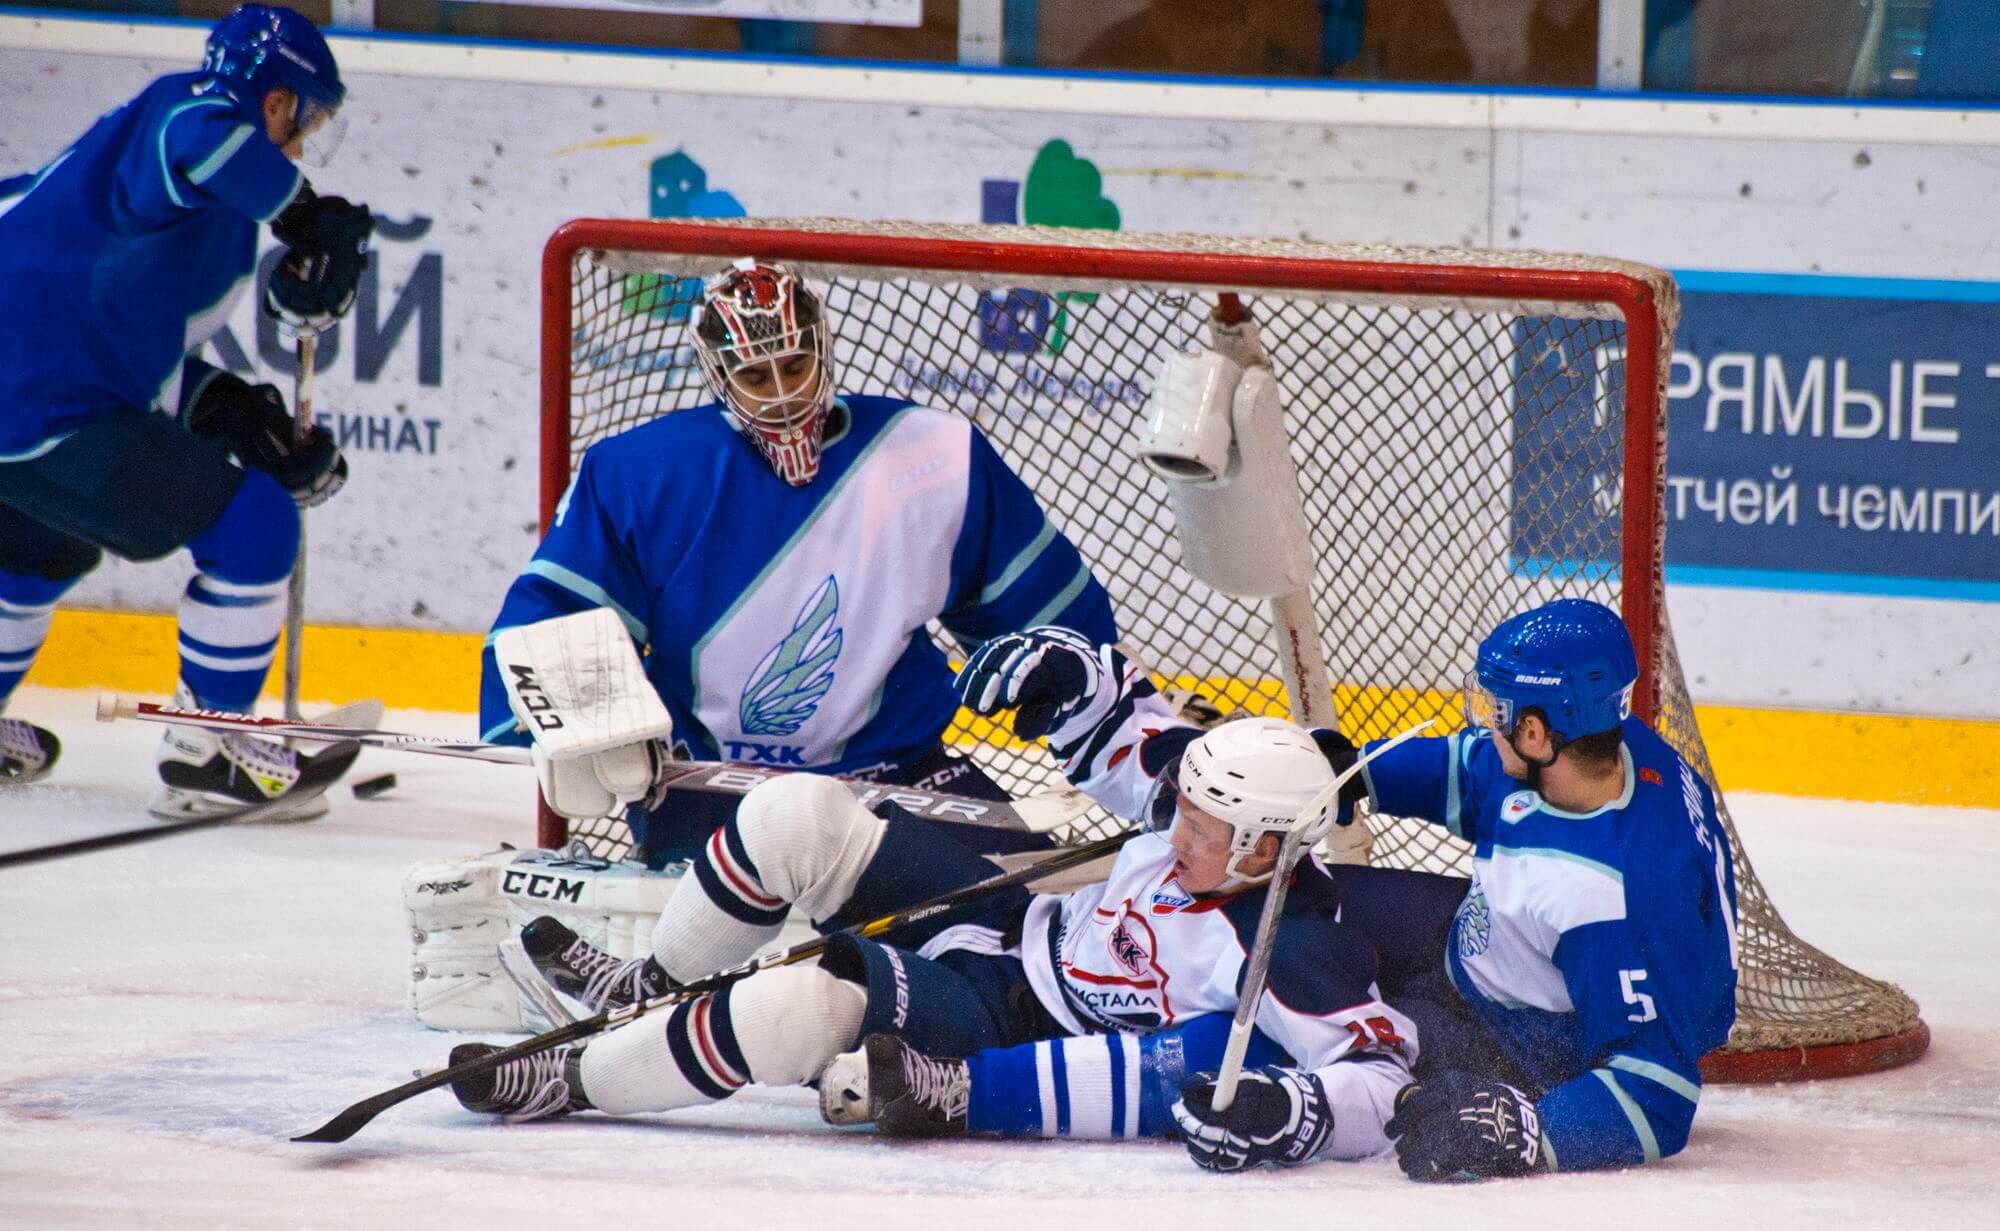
[
  {"x1": 1068, "y1": 902, "x2": 1172, "y2": 1031},
  {"x1": 1500, "y1": 791, "x2": 1539, "y2": 824},
  {"x1": 740, "y1": 576, "x2": 843, "y2": 737},
  {"x1": 1456, "y1": 884, "x2": 1492, "y2": 958}
]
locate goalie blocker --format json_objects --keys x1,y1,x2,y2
[{"x1": 494, "y1": 607, "x2": 676, "y2": 823}]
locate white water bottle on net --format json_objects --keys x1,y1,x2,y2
[{"x1": 538, "y1": 215, "x2": 1927, "y2": 1085}]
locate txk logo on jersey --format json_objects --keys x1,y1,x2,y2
[{"x1": 740, "y1": 575, "x2": 843, "y2": 739}]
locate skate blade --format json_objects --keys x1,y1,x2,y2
[{"x1": 148, "y1": 785, "x2": 330, "y2": 825}]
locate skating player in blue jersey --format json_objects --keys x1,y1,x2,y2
[
  {"x1": 481, "y1": 260, "x2": 1118, "y2": 870},
  {"x1": 0, "y1": 6, "x2": 373, "y2": 818},
  {"x1": 824, "y1": 602, "x2": 1739, "y2": 1180}
]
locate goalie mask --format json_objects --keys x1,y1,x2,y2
[
  {"x1": 694, "y1": 260, "x2": 837, "y2": 486},
  {"x1": 1173, "y1": 717, "x2": 1338, "y2": 892}
]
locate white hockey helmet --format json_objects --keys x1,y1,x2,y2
[
  {"x1": 1176, "y1": 717, "x2": 1338, "y2": 888},
  {"x1": 694, "y1": 259, "x2": 837, "y2": 486}
]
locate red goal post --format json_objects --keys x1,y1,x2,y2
[{"x1": 538, "y1": 216, "x2": 1927, "y2": 1083}]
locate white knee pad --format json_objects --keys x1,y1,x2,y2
[
  {"x1": 578, "y1": 966, "x2": 865, "y2": 1116},
  {"x1": 727, "y1": 964, "x2": 866, "y2": 1088},
  {"x1": 733, "y1": 774, "x2": 886, "y2": 923}
]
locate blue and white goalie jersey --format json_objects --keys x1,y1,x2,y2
[
  {"x1": 0, "y1": 73, "x2": 301, "y2": 455},
  {"x1": 480, "y1": 395, "x2": 1116, "y2": 777},
  {"x1": 1361, "y1": 717, "x2": 1740, "y2": 1170}
]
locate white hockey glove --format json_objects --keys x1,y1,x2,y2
[
  {"x1": 494, "y1": 608, "x2": 677, "y2": 822},
  {"x1": 955, "y1": 626, "x2": 1123, "y2": 744},
  {"x1": 1173, "y1": 1066, "x2": 1336, "y2": 1173}
]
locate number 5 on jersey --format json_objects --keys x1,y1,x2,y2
[{"x1": 1620, "y1": 968, "x2": 1657, "y2": 1022}]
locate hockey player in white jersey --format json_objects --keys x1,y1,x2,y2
[
  {"x1": 883, "y1": 604, "x2": 1738, "y2": 1179},
  {"x1": 479, "y1": 260, "x2": 1116, "y2": 865},
  {"x1": 441, "y1": 657, "x2": 1415, "y2": 1162},
  {"x1": 0, "y1": 5, "x2": 369, "y2": 815}
]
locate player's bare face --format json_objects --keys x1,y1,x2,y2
[
  {"x1": 727, "y1": 352, "x2": 823, "y2": 427},
  {"x1": 1169, "y1": 797, "x2": 1275, "y2": 895}
]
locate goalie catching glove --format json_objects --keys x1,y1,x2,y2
[
  {"x1": 266, "y1": 180, "x2": 374, "y2": 335},
  {"x1": 1385, "y1": 1072, "x2": 1549, "y2": 1182},
  {"x1": 1172, "y1": 1066, "x2": 1336, "y2": 1173}
]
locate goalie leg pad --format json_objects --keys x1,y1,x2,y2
[
  {"x1": 405, "y1": 847, "x2": 683, "y2": 1032},
  {"x1": 654, "y1": 773, "x2": 885, "y2": 981},
  {"x1": 579, "y1": 966, "x2": 863, "y2": 1114}
]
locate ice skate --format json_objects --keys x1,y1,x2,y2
[
  {"x1": 520, "y1": 915, "x2": 675, "y2": 1013},
  {"x1": 819, "y1": 1034, "x2": 968, "y2": 1137},
  {"x1": 150, "y1": 687, "x2": 338, "y2": 822},
  {"x1": 447, "y1": 1042, "x2": 592, "y2": 1121},
  {"x1": 0, "y1": 718, "x2": 60, "y2": 785}
]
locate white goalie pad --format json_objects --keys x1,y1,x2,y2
[
  {"x1": 403, "y1": 847, "x2": 683, "y2": 1032},
  {"x1": 493, "y1": 607, "x2": 673, "y2": 759}
]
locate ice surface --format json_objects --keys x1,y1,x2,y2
[{"x1": 2, "y1": 686, "x2": 1995, "y2": 1229}]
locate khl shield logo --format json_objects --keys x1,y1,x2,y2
[{"x1": 740, "y1": 576, "x2": 843, "y2": 737}]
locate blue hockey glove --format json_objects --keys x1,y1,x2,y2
[
  {"x1": 267, "y1": 183, "x2": 374, "y2": 334},
  {"x1": 187, "y1": 372, "x2": 348, "y2": 507},
  {"x1": 955, "y1": 626, "x2": 1111, "y2": 742},
  {"x1": 1171, "y1": 1066, "x2": 1334, "y2": 1173},
  {"x1": 1385, "y1": 1072, "x2": 1548, "y2": 1182}
]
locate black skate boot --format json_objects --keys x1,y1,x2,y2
[
  {"x1": 151, "y1": 686, "x2": 338, "y2": 821},
  {"x1": 0, "y1": 718, "x2": 60, "y2": 785},
  {"x1": 819, "y1": 1033, "x2": 969, "y2": 1137},
  {"x1": 448, "y1": 1042, "x2": 592, "y2": 1121},
  {"x1": 520, "y1": 916, "x2": 675, "y2": 1012}
]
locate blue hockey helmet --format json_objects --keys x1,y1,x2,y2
[
  {"x1": 201, "y1": 5, "x2": 346, "y2": 160},
  {"x1": 1466, "y1": 599, "x2": 1638, "y2": 744}
]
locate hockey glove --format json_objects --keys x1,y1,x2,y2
[
  {"x1": 955, "y1": 626, "x2": 1111, "y2": 742},
  {"x1": 1172, "y1": 1066, "x2": 1335, "y2": 1173},
  {"x1": 267, "y1": 183, "x2": 374, "y2": 335},
  {"x1": 1385, "y1": 1072, "x2": 1549, "y2": 1183},
  {"x1": 187, "y1": 372, "x2": 349, "y2": 507},
  {"x1": 1307, "y1": 729, "x2": 1370, "y2": 827}
]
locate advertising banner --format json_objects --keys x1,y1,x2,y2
[{"x1": 1662, "y1": 278, "x2": 2000, "y2": 600}]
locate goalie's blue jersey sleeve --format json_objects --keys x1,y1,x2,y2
[
  {"x1": 480, "y1": 395, "x2": 1115, "y2": 773},
  {"x1": 0, "y1": 73, "x2": 301, "y2": 455},
  {"x1": 1360, "y1": 718, "x2": 1740, "y2": 1171}
]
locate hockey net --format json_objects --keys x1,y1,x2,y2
[{"x1": 539, "y1": 217, "x2": 1927, "y2": 1082}]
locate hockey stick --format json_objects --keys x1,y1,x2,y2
[
  {"x1": 1210, "y1": 719, "x2": 1433, "y2": 1113},
  {"x1": 284, "y1": 332, "x2": 314, "y2": 725},
  {"x1": 0, "y1": 742, "x2": 362, "y2": 870},
  {"x1": 294, "y1": 826, "x2": 1139, "y2": 1144},
  {"x1": 95, "y1": 695, "x2": 1093, "y2": 835}
]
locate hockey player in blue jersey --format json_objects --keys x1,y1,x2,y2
[
  {"x1": 480, "y1": 260, "x2": 1117, "y2": 867},
  {"x1": 0, "y1": 5, "x2": 371, "y2": 816},
  {"x1": 886, "y1": 603, "x2": 1738, "y2": 1178},
  {"x1": 1358, "y1": 597, "x2": 1741, "y2": 1180}
]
